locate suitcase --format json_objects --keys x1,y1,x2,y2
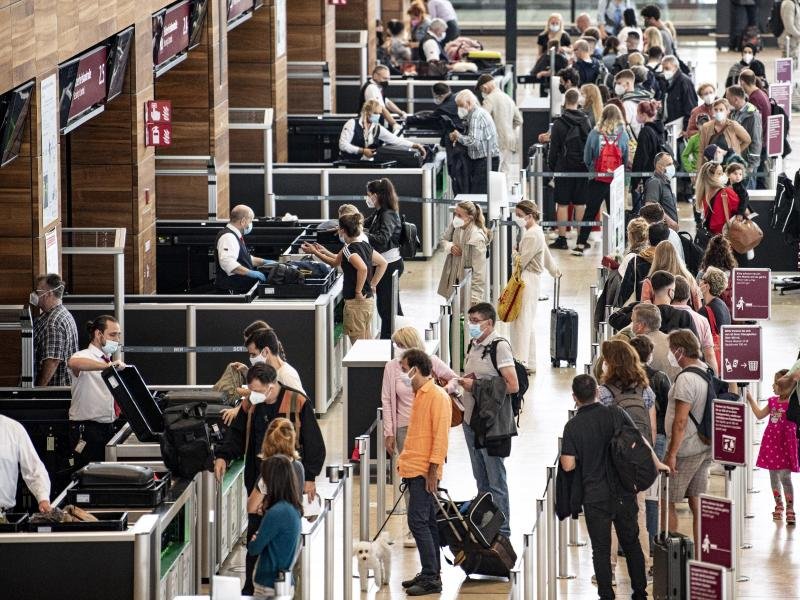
[
  {"x1": 77, "y1": 463, "x2": 154, "y2": 487},
  {"x1": 550, "y1": 276, "x2": 578, "y2": 367},
  {"x1": 102, "y1": 365, "x2": 164, "y2": 442},
  {"x1": 375, "y1": 144, "x2": 424, "y2": 168},
  {"x1": 652, "y1": 472, "x2": 694, "y2": 600},
  {"x1": 159, "y1": 390, "x2": 229, "y2": 407}
]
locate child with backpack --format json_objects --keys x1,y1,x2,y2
[
  {"x1": 746, "y1": 370, "x2": 800, "y2": 524},
  {"x1": 573, "y1": 104, "x2": 629, "y2": 256}
]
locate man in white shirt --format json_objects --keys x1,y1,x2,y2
[
  {"x1": 421, "y1": 19, "x2": 448, "y2": 62},
  {"x1": 0, "y1": 415, "x2": 51, "y2": 513},
  {"x1": 245, "y1": 328, "x2": 305, "y2": 393},
  {"x1": 477, "y1": 74, "x2": 523, "y2": 179},
  {"x1": 67, "y1": 314, "x2": 125, "y2": 468},
  {"x1": 426, "y1": 0, "x2": 460, "y2": 41},
  {"x1": 215, "y1": 205, "x2": 269, "y2": 293},
  {"x1": 358, "y1": 65, "x2": 405, "y2": 131}
]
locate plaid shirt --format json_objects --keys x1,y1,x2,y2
[
  {"x1": 34, "y1": 303, "x2": 79, "y2": 386},
  {"x1": 457, "y1": 106, "x2": 500, "y2": 159}
]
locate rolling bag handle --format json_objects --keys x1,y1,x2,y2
[
  {"x1": 658, "y1": 469, "x2": 670, "y2": 541},
  {"x1": 553, "y1": 273, "x2": 562, "y2": 310}
]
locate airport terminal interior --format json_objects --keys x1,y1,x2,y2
[{"x1": 0, "y1": 1, "x2": 799, "y2": 599}]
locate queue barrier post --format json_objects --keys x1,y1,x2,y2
[
  {"x1": 589, "y1": 284, "x2": 598, "y2": 346},
  {"x1": 532, "y1": 145, "x2": 545, "y2": 215},
  {"x1": 440, "y1": 303, "x2": 452, "y2": 367},
  {"x1": 555, "y1": 438, "x2": 575, "y2": 580},
  {"x1": 341, "y1": 463, "x2": 354, "y2": 600},
  {"x1": 565, "y1": 411, "x2": 586, "y2": 548},
  {"x1": 324, "y1": 496, "x2": 335, "y2": 600},
  {"x1": 546, "y1": 465, "x2": 557, "y2": 600},
  {"x1": 357, "y1": 435, "x2": 370, "y2": 541},
  {"x1": 536, "y1": 498, "x2": 547, "y2": 600},
  {"x1": 523, "y1": 531, "x2": 535, "y2": 600},
  {"x1": 747, "y1": 380, "x2": 760, "y2": 496},
  {"x1": 450, "y1": 281, "x2": 462, "y2": 372},
  {"x1": 300, "y1": 530, "x2": 312, "y2": 600},
  {"x1": 376, "y1": 408, "x2": 386, "y2": 524},
  {"x1": 491, "y1": 217, "x2": 502, "y2": 302}
]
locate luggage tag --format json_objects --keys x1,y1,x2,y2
[
  {"x1": 46, "y1": 431, "x2": 55, "y2": 452},
  {"x1": 74, "y1": 425, "x2": 87, "y2": 454}
]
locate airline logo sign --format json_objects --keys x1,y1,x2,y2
[
  {"x1": 67, "y1": 46, "x2": 108, "y2": 120},
  {"x1": 145, "y1": 100, "x2": 173, "y2": 147},
  {"x1": 155, "y1": 1, "x2": 190, "y2": 66},
  {"x1": 228, "y1": 0, "x2": 255, "y2": 21}
]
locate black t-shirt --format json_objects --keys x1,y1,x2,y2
[
  {"x1": 341, "y1": 240, "x2": 375, "y2": 299},
  {"x1": 561, "y1": 402, "x2": 618, "y2": 504},
  {"x1": 699, "y1": 297, "x2": 731, "y2": 333}
]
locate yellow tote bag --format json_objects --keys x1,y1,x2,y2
[{"x1": 498, "y1": 257, "x2": 525, "y2": 323}]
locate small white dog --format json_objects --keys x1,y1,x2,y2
[{"x1": 353, "y1": 533, "x2": 392, "y2": 591}]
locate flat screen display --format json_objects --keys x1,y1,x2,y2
[
  {"x1": 152, "y1": 0, "x2": 191, "y2": 68},
  {"x1": 190, "y1": 0, "x2": 209, "y2": 48},
  {"x1": 0, "y1": 81, "x2": 34, "y2": 167},
  {"x1": 106, "y1": 27, "x2": 134, "y2": 102},
  {"x1": 57, "y1": 45, "x2": 108, "y2": 130},
  {"x1": 228, "y1": 0, "x2": 255, "y2": 22}
]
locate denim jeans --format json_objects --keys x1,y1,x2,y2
[
  {"x1": 462, "y1": 422, "x2": 511, "y2": 537},
  {"x1": 405, "y1": 476, "x2": 441, "y2": 578},
  {"x1": 584, "y1": 496, "x2": 648, "y2": 600},
  {"x1": 646, "y1": 433, "x2": 667, "y2": 547}
]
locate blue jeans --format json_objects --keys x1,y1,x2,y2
[
  {"x1": 405, "y1": 476, "x2": 441, "y2": 578},
  {"x1": 462, "y1": 422, "x2": 511, "y2": 537},
  {"x1": 646, "y1": 433, "x2": 667, "y2": 547}
]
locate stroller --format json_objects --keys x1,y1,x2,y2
[{"x1": 434, "y1": 488, "x2": 517, "y2": 578}]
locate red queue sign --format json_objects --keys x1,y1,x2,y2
[
  {"x1": 688, "y1": 561, "x2": 725, "y2": 600},
  {"x1": 712, "y1": 399, "x2": 747, "y2": 466},
  {"x1": 731, "y1": 268, "x2": 771, "y2": 320},
  {"x1": 699, "y1": 495, "x2": 733, "y2": 569},
  {"x1": 66, "y1": 46, "x2": 108, "y2": 121},
  {"x1": 719, "y1": 325, "x2": 762, "y2": 383}
]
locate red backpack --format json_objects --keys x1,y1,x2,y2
[{"x1": 594, "y1": 133, "x2": 623, "y2": 183}]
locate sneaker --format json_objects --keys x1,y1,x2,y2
[
  {"x1": 406, "y1": 577, "x2": 443, "y2": 596},
  {"x1": 402, "y1": 573, "x2": 423, "y2": 589},
  {"x1": 591, "y1": 574, "x2": 616, "y2": 586},
  {"x1": 404, "y1": 531, "x2": 417, "y2": 548},
  {"x1": 571, "y1": 243, "x2": 587, "y2": 256},
  {"x1": 549, "y1": 236, "x2": 568, "y2": 250}
]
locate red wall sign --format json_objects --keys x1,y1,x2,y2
[
  {"x1": 731, "y1": 268, "x2": 771, "y2": 320},
  {"x1": 719, "y1": 325, "x2": 762, "y2": 383},
  {"x1": 767, "y1": 114, "x2": 785, "y2": 158},
  {"x1": 67, "y1": 46, "x2": 108, "y2": 120},
  {"x1": 228, "y1": 0, "x2": 255, "y2": 21},
  {"x1": 145, "y1": 100, "x2": 172, "y2": 124},
  {"x1": 145, "y1": 100, "x2": 173, "y2": 147},
  {"x1": 688, "y1": 561, "x2": 725, "y2": 600},
  {"x1": 699, "y1": 495, "x2": 733, "y2": 569},
  {"x1": 154, "y1": 1, "x2": 191, "y2": 66},
  {"x1": 712, "y1": 399, "x2": 747, "y2": 466},
  {"x1": 145, "y1": 123, "x2": 173, "y2": 147},
  {"x1": 776, "y1": 57, "x2": 793, "y2": 84}
]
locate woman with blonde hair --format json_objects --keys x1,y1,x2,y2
[
  {"x1": 574, "y1": 104, "x2": 630, "y2": 255},
  {"x1": 247, "y1": 418, "x2": 305, "y2": 515},
  {"x1": 640, "y1": 240, "x2": 702, "y2": 308},
  {"x1": 338, "y1": 99, "x2": 426, "y2": 161},
  {"x1": 438, "y1": 200, "x2": 491, "y2": 304},
  {"x1": 381, "y1": 325, "x2": 456, "y2": 545},
  {"x1": 580, "y1": 83, "x2": 603, "y2": 127},
  {"x1": 642, "y1": 26, "x2": 664, "y2": 52},
  {"x1": 618, "y1": 217, "x2": 650, "y2": 277},
  {"x1": 537, "y1": 13, "x2": 571, "y2": 55},
  {"x1": 694, "y1": 160, "x2": 742, "y2": 236},
  {"x1": 510, "y1": 201, "x2": 561, "y2": 373}
]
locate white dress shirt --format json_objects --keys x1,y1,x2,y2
[
  {"x1": 363, "y1": 82, "x2": 386, "y2": 106},
  {"x1": 422, "y1": 38, "x2": 443, "y2": 62},
  {"x1": 69, "y1": 344, "x2": 116, "y2": 423},
  {"x1": 338, "y1": 118, "x2": 413, "y2": 158},
  {"x1": 0, "y1": 415, "x2": 50, "y2": 508},
  {"x1": 217, "y1": 223, "x2": 245, "y2": 276},
  {"x1": 277, "y1": 362, "x2": 305, "y2": 394}
]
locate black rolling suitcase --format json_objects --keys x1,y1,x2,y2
[
  {"x1": 652, "y1": 471, "x2": 694, "y2": 599},
  {"x1": 550, "y1": 275, "x2": 578, "y2": 367}
]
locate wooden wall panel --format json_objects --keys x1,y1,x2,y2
[
  {"x1": 287, "y1": 0, "x2": 337, "y2": 112},
  {"x1": 0, "y1": 7, "x2": 12, "y2": 93},
  {"x1": 10, "y1": 0, "x2": 36, "y2": 86},
  {"x1": 381, "y1": 0, "x2": 409, "y2": 23},
  {"x1": 0, "y1": 235, "x2": 33, "y2": 303},
  {"x1": 335, "y1": 0, "x2": 376, "y2": 71}
]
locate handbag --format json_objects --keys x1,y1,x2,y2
[
  {"x1": 694, "y1": 199, "x2": 714, "y2": 249},
  {"x1": 497, "y1": 256, "x2": 525, "y2": 322},
  {"x1": 720, "y1": 190, "x2": 763, "y2": 253}
]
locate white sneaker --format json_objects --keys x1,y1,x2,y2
[{"x1": 404, "y1": 531, "x2": 417, "y2": 548}]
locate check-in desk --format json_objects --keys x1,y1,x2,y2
[
  {"x1": 519, "y1": 96, "x2": 552, "y2": 158},
  {"x1": 0, "y1": 473, "x2": 199, "y2": 600}
]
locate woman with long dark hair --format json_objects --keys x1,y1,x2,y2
[{"x1": 364, "y1": 178, "x2": 404, "y2": 339}]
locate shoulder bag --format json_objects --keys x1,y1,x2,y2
[
  {"x1": 497, "y1": 255, "x2": 525, "y2": 323},
  {"x1": 721, "y1": 189, "x2": 763, "y2": 253}
]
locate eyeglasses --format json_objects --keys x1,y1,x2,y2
[{"x1": 468, "y1": 317, "x2": 489, "y2": 325}]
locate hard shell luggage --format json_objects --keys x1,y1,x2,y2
[
  {"x1": 550, "y1": 276, "x2": 578, "y2": 367},
  {"x1": 102, "y1": 365, "x2": 164, "y2": 442},
  {"x1": 375, "y1": 144, "x2": 424, "y2": 167},
  {"x1": 159, "y1": 390, "x2": 229, "y2": 406},
  {"x1": 652, "y1": 471, "x2": 694, "y2": 599}
]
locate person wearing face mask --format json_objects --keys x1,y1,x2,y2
[
  {"x1": 66, "y1": 315, "x2": 124, "y2": 468},
  {"x1": 670, "y1": 275, "x2": 718, "y2": 376},
  {"x1": 530, "y1": 41, "x2": 570, "y2": 98},
  {"x1": 663, "y1": 329, "x2": 721, "y2": 549},
  {"x1": 613, "y1": 69, "x2": 652, "y2": 135},
  {"x1": 419, "y1": 18, "x2": 448, "y2": 62},
  {"x1": 598, "y1": 0, "x2": 634, "y2": 38},
  {"x1": 640, "y1": 5, "x2": 676, "y2": 56},
  {"x1": 437, "y1": 200, "x2": 490, "y2": 305},
  {"x1": 725, "y1": 85, "x2": 762, "y2": 189},
  {"x1": 214, "y1": 363, "x2": 325, "y2": 595},
  {"x1": 363, "y1": 178, "x2": 404, "y2": 339},
  {"x1": 449, "y1": 90, "x2": 500, "y2": 194},
  {"x1": 380, "y1": 326, "x2": 456, "y2": 547},
  {"x1": 696, "y1": 266, "x2": 732, "y2": 367},
  {"x1": 725, "y1": 44, "x2": 767, "y2": 89},
  {"x1": 697, "y1": 98, "x2": 750, "y2": 171},
  {"x1": 738, "y1": 69, "x2": 770, "y2": 142},
  {"x1": 476, "y1": 74, "x2": 523, "y2": 179},
  {"x1": 510, "y1": 201, "x2": 561, "y2": 372},
  {"x1": 684, "y1": 82, "x2": 717, "y2": 139},
  {"x1": 31, "y1": 273, "x2": 79, "y2": 387},
  {"x1": 358, "y1": 65, "x2": 406, "y2": 131},
  {"x1": 661, "y1": 55, "x2": 697, "y2": 131},
  {"x1": 573, "y1": 39, "x2": 604, "y2": 86},
  {"x1": 339, "y1": 100, "x2": 424, "y2": 162},
  {"x1": 630, "y1": 99, "x2": 665, "y2": 211},
  {"x1": 215, "y1": 204, "x2": 269, "y2": 293},
  {"x1": 245, "y1": 328, "x2": 304, "y2": 393},
  {"x1": 642, "y1": 152, "x2": 679, "y2": 228},
  {"x1": 408, "y1": 1, "x2": 432, "y2": 44},
  {"x1": 425, "y1": 0, "x2": 460, "y2": 42},
  {"x1": 537, "y1": 13, "x2": 572, "y2": 56},
  {"x1": 694, "y1": 160, "x2": 743, "y2": 237}
]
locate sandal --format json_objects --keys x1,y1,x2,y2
[
  {"x1": 787, "y1": 509, "x2": 796, "y2": 525},
  {"x1": 773, "y1": 505, "x2": 784, "y2": 521}
]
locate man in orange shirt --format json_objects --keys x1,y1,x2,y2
[{"x1": 398, "y1": 349, "x2": 452, "y2": 596}]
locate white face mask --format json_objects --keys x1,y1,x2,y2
[
  {"x1": 457, "y1": 106, "x2": 469, "y2": 119},
  {"x1": 433, "y1": 95, "x2": 444, "y2": 105},
  {"x1": 250, "y1": 353, "x2": 266, "y2": 367},
  {"x1": 718, "y1": 174, "x2": 729, "y2": 186},
  {"x1": 365, "y1": 195, "x2": 375, "y2": 209},
  {"x1": 513, "y1": 214, "x2": 527, "y2": 228},
  {"x1": 249, "y1": 390, "x2": 267, "y2": 405},
  {"x1": 742, "y1": 53, "x2": 753, "y2": 64},
  {"x1": 549, "y1": 23, "x2": 560, "y2": 32},
  {"x1": 393, "y1": 343, "x2": 405, "y2": 358},
  {"x1": 702, "y1": 93, "x2": 715, "y2": 106},
  {"x1": 664, "y1": 164, "x2": 676, "y2": 179},
  {"x1": 102, "y1": 339, "x2": 120, "y2": 356},
  {"x1": 663, "y1": 69, "x2": 675, "y2": 81},
  {"x1": 614, "y1": 84, "x2": 626, "y2": 97},
  {"x1": 452, "y1": 215, "x2": 466, "y2": 228},
  {"x1": 714, "y1": 111, "x2": 726, "y2": 123},
  {"x1": 578, "y1": 94, "x2": 586, "y2": 106},
  {"x1": 29, "y1": 292, "x2": 39, "y2": 307}
]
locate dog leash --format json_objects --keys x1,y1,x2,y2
[{"x1": 371, "y1": 481, "x2": 407, "y2": 543}]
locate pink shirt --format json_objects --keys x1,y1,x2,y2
[
  {"x1": 381, "y1": 355, "x2": 457, "y2": 437},
  {"x1": 672, "y1": 304, "x2": 714, "y2": 351}
]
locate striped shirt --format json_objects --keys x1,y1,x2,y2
[
  {"x1": 456, "y1": 106, "x2": 500, "y2": 159},
  {"x1": 34, "y1": 303, "x2": 79, "y2": 387}
]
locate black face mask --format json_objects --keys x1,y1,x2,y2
[
  {"x1": 379, "y1": 80, "x2": 389, "y2": 89},
  {"x1": 558, "y1": 84, "x2": 567, "y2": 94}
]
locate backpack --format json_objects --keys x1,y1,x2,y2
[
  {"x1": 159, "y1": 402, "x2": 215, "y2": 479},
  {"x1": 562, "y1": 118, "x2": 590, "y2": 170},
  {"x1": 605, "y1": 383, "x2": 653, "y2": 443},
  {"x1": 264, "y1": 263, "x2": 304, "y2": 285},
  {"x1": 398, "y1": 215, "x2": 421, "y2": 259},
  {"x1": 675, "y1": 366, "x2": 737, "y2": 445},
  {"x1": 608, "y1": 405, "x2": 658, "y2": 494},
  {"x1": 594, "y1": 133, "x2": 623, "y2": 183},
  {"x1": 770, "y1": 171, "x2": 800, "y2": 243},
  {"x1": 770, "y1": 0, "x2": 786, "y2": 38},
  {"x1": 468, "y1": 337, "x2": 529, "y2": 421},
  {"x1": 770, "y1": 98, "x2": 792, "y2": 157},
  {"x1": 678, "y1": 230, "x2": 704, "y2": 275}
]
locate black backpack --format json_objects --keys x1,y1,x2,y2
[
  {"x1": 562, "y1": 121, "x2": 590, "y2": 170},
  {"x1": 468, "y1": 337, "x2": 529, "y2": 421},
  {"x1": 678, "y1": 230, "x2": 704, "y2": 275},
  {"x1": 398, "y1": 214, "x2": 421, "y2": 259},
  {"x1": 771, "y1": 172, "x2": 800, "y2": 243},
  {"x1": 608, "y1": 405, "x2": 658, "y2": 494},
  {"x1": 159, "y1": 402, "x2": 215, "y2": 479},
  {"x1": 675, "y1": 366, "x2": 737, "y2": 445},
  {"x1": 264, "y1": 263, "x2": 304, "y2": 285},
  {"x1": 770, "y1": 0, "x2": 787, "y2": 38},
  {"x1": 771, "y1": 98, "x2": 792, "y2": 157},
  {"x1": 605, "y1": 383, "x2": 652, "y2": 444}
]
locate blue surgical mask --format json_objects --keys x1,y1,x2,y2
[
  {"x1": 468, "y1": 323, "x2": 482, "y2": 339},
  {"x1": 102, "y1": 340, "x2": 119, "y2": 356},
  {"x1": 244, "y1": 222, "x2": 253, "y2": 235},
  {"x1": 339, "y1": 234, "x2": 347, "y2": 244},
  {"x1": 664, "y1": 165, "x2": 676, "y2": 179},
  {"x1": 369, "y1": 113, "x2": 380, "y2": 124}
]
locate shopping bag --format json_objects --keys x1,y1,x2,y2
[{"x1": 497, "y1": 257, "x2": 525, "y2": 323}]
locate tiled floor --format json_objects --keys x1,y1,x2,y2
[{"x1": 219, "y1": 37, "x2": 800, "y2": 599}]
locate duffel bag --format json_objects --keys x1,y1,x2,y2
[{"x1": 159, "y1": 402, "x2": 215, "y2": 479}]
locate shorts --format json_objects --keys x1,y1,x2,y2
[
  {"x1": 669, "y1": 450, "x2": 712, "y2": 503},
  {"x1": 343, "y1": 296, "x2": 375, "y2": 341},
  {"x1": 253, "y1": 583, "x2": 275, "y2": 598},
  {"x1": 553, "y1": 174, "x2": 587, "y2": 206}
]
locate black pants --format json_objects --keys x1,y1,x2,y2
[
  {"x1": 243, "y1": 512, "x2": 262, "y2": 594},
  {"x1": 69, "y1": 421, "x2": 117, "y2": 470},
  {"x1": 584, "y1": 496, "x2": 647, "y2": 600},
  {"x1": 376, "y1": 258, "x2": 404, "y2": 339},
  {"x1": 467, "y1": 155, "x2": 500, "y2": 194},
  {"x1": 577, "y1": 180, "x2": 610, "y2": 245},
  {"x1": 730, "y1": 4, "x2": 757, "y2": 49},
  {"x1": 405, "y1": 476, "x2": 442, "y2": 578}
]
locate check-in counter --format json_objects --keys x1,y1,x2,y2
[
  {"x1": 519, "y1": 96, "x2": 551, "y2": 158},
  {"x1": 742, "y1": 190, "x2": 800, "y2": 272},
  {"x1": 0, "y1": 473, "x2": 200, "y2": 600}
]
